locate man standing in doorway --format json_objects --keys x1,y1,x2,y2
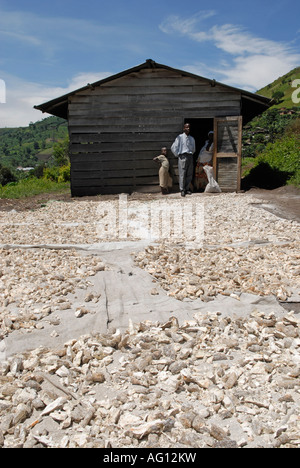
[{"x1": 171, "y1": 123, "x2": 196, "y2": 197}]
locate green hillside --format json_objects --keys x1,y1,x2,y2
[
  {"x1": 242, "y1": 67, "x2": 300, "y2": 162},
  {"x1": 0, "y1": 116, "x2": 67, "y2": 169},
  {"x1": 257, "y1": 66, "x2": 300, "y2": 108},
  {"x1": 242, "y1": 67, "x2": 300, "y2": 188}
]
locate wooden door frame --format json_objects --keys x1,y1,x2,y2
[{"x1": 213, "y1": 116, "x2": 243, "y2": 192}]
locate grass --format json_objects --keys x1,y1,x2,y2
[
  {"x1": 242, "y1": 133, "x2": 300, "y2": 189},
  {"x1": 0, "y1": 177, "x2": 70, "y2": 199},
  {"x1": 259, "y1": 134, "x2": 300, "y2": 186},
  {"x1": 257, "y1": 66, "x2": 300, "y2": 109},
  {"x1": 242, "y1": 157, "x2": 256, "y2": 177}
]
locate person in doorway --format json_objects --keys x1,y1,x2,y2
[
  {"x1": 171, "y1": 123, "x2": 196, "y2": 197},
  {"x1": 198, "y1": 130, "x2": 214, "y2": 165},
  {"x1": 194, "y1": 131, "x2": 214, "y2": 191},
  {"x1": 153, "y1": 146, "x2": 172, "y2": 195}
]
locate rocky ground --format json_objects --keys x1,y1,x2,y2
[{"x1": 0, "y1": 188, "x2": 299, "y2": 448}]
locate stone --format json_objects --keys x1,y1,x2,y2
[
  {"x1": 1, "y1": 299, "x2": 299, "y2": 449},
  {"x1": 88, "y1": 372, "x2": 106, "y2": 383},
  {"x1": 209, "y1": 424, "x2": 229, "y2": 441},
  {"x1": 13, "y1": 403, "x2": 31, "y2": 425},
  {"x1": 128, "y1": 420, "x2": 166, "y2": 439},
  {"x1": 41, "y1": 397, "x2": 67, "y2": 417},
  {"x1": 0, "y1": 194, "x2": 299, "y2": 449}
]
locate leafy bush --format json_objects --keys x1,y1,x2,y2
[
  {"x1": 0, "y1": 166, "x2": 17, "y2": 186},
  {"x1": 53, "y1": 136, "x2": 70, "y2": 167},
  {"x1": 242, "y1": 109, "x2": 299, "y2": 158},
  {"x1": 286, "y1": 118, "x2": 300, "y2": 136},
  {"x1": 258, "y1": 134, "x2": 300, "y2": 182},
  {"x1": 57, "y1": 165, "x2": 71, "y2": 183},
  {"x1": 243, "y1": 133, "x2": 300, "y2": 188},
  {"x1": 30, "y1": 163, "x2": 46, "y2": 179},
  {"x1": 43, "y1": 166, "x2": 60, "y2": 182},
  {"x1": 272, "y1": 90, "x2": 284, "y2": 103},
  {"x1": 43, "y1": 164, "x2": 70, "y2": 183}
]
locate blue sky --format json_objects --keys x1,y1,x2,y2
[{"x1": 0, "y1": 0, "x2": 300, "y2": 126}]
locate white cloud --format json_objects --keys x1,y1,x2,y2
[
  {"x1": 0, "y1": 71, "x2": 111, "y2": 127},
  {"x1": 160, "y1": 13, "x2": 300, "y2": 91},
  {"x1": 208, "y1": 24, "x2": 285, "y2": 56},
  {"x1": 66, "y1": 73, "x2": 111, "y2": 92},
  {"x1": 0, "y1": 29, "x2": 42, "y2": 46},
  {"x1": 215, "y1": 54, "x2": 300, "y2": 91},
  {"x1": 159, "y1": 10, "x2": 216, "y2": 36},
  {"x1": 187, "y1": 52, "x2": 300, "y2": 92}
]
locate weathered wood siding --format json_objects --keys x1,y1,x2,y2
[
  {"x1": 216, "y1": 158, "x2": 239, "y2": 192},
  {"x1": 68, "y1": 67, "x2": 241, "y2": 196},
  {"x1": 214, "y1": 117, "x2": 242, "y2": 192}
]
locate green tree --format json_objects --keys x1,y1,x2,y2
[
  {"x1": 0, "y1": 166, "x2": 17, "y2": 186},
  {"x1": 272, "y1": 90, "x2": 284, "y2": 104},
  {"x1": 53, "y1": 136, "x2": 70, "y2": 167}
]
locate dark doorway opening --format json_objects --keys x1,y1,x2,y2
[
  {"x1": 184, "y1": 118, "x2": 214, "y2": 162},
  {"x1": 184, "y1": 118, "x2": 214, "y2": 191}
]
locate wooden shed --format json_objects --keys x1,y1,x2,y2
[{"x1": 35, "y1": 60, "x2": 271, "y2": 196}]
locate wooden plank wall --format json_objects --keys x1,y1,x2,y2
[
  {"x1": 68, "y1": 68, "x2": 241, "y2": 196},
  {"x1": 217, "y1": 158, "x2": 238, "y2": 192},
  {"x1": 216, "y1": 120, "x2": 239, "y2": 154},
  {"x1": 214, "y1": 117, "x2": 242, "y2": 192}
]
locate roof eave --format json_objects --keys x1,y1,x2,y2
[{"x1": 34, "y1": 60, "x2": 272, "y2": 118}]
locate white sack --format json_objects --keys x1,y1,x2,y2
[{"x1": 203, "y1": 165, "x2": 221, "y2": 193}]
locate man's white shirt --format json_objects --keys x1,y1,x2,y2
[{"x1": 171, "y1": 133, "x2": 196, "y2": 157}]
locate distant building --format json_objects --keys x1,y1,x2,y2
[
  {"x1": 17, "y1": 167, "x2": 34, "y2": 172},
  {"x1": 279, "y1": 107, "x2": 296, "y2": 116}
]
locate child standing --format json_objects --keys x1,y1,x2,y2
[{"x1": 153, "y1": 147, "x2": 173, "y2": 195}]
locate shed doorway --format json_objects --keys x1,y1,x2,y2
[
  {"x1": 184, "y1": 118, "x2": 214, "y2": 158},
  {"x1": 184, "y1": 118, "x2": 214, "y2": 192}
]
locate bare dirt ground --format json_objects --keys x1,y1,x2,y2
[
  {"x1": 248, "y1": 186, "x2": 300, "y2": 223},
  {"x1": 0, "y1": 185, "x2": 300, "y2": 223},
  {"x1": 0, "y1": 190, "x2": 163, "y2": 213}
]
